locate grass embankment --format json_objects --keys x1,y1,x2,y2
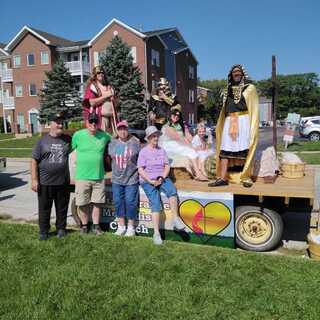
[
  {"x1": 0, "y1": 133, "x2": 15, "y2": 140},
  {"x1": 0, "y1": 223, "x2": 319, "y2": 320},
  {"x1": 278, "y1": 141, "x2": 320, "y2": 164},
  {"x1": 0, "y1": 134, "x2": 40, "y2": 158},
  {"x1": 278, "y1": 141, "x2": 320, "y2": 152}
]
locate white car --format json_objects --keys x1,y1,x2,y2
[{"x1": 299, "y1": 116, "x2": 320, "y2": 141}]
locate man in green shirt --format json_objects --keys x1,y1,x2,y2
[{"x1": 72, "y1": 113, "x2": 111, "y2": 235}]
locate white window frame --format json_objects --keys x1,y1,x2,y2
[
  {"x1": 27, "y1": 53, "x2": 35, "y2": 66},
  {"x1": 189, "y1": 89, "x2": 195, "y2": 103},
  {"x1": 40, "y1": 51, "x2": 49, "y2": 65},
  {"x1": 29, "y1": 84, "x2": 37, "y2": 96},
  {"x1": 15, "y1": 84, "x2": 23, "y2": 97},
  {"x1": 13, "y1": 55, "x2": 21, "y2": 68},
  {"x1": 151, "y1": 49, "x2": 160, "y2": 67},
  {"x1": 130, "y1": 47, "x2": 137, "y2": 64},
  {"x1": 188, "y1": 65, "x2": 195, "y2": 79},
  {"x1": 93, "y1": 51, "x2": 99, "y2": 67}
]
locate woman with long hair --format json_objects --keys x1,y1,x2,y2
[
  {"x1": 82, "y1": 66, "x2": 117, "y2": 132},
  {"x1": 160, "y1": 108, "x2": 208, "y2": 181}
]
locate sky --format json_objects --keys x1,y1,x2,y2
[{"x1": 1, "y1": 0, "x2": 319, "y2": 80}]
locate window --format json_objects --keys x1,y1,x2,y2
[
  {"x1": 130, "y1": 47, "x2": 137, "y2": 64},
  {"x1": 29, "y1": 84, "x2": 37, "y2": 96},
  {"x1": 93, "y1": 51, "x2": 100, "y2": 67},
  {"x1": 27, "y1": 54, "x2": 35, "y2": 66},
  {"x1": 13, "y1": 55, "x2": 21, "y2": 67},
  {"x1": 41, "y1": 51, "x2": 49, "y2": 65},
  {"x1": 151, "y1": 49, "x2": 160, "y2": 67},
  {"x1": 15, "y1": 85, "x2": 23, "y2": 97},
  {"x1": 188, "y1": 65, "x2": 195, "y2": 79},
  {"x1": 17, "y1": 113, "x2": 25, "y2": 131},
  {"x1": 189, "y1": 89, "x2": 195, "y2": 103}
]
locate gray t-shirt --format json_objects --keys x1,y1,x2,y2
[
  {"x1": 32, "y1": 134, "x2": 71, "y2": 185},
  {"x1": 108, "y1": 136, "x2": 140, "y2": 185}
]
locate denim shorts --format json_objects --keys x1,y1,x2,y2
[
  {"x1": 141, "y1": 178, "x2": 177, "y2": 213},
  {"x1": 112, "y1": 183, "x2": 139, "y2": 220}
]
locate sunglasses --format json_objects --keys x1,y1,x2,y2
[
  {"x1": 96, "y1": 71, "x2": 104, "y2": 75},
  {"x1": 88, "y1": 119, "x2": 98, "y2": 124},
  {"x1": 172, "y1": 113, "x2": 180, "y2": 117}
]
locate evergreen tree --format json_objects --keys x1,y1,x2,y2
[
  {"x1": 39, "y1": 59, "x2": 82, "y2": 123},
  {"x1": 99, "y1": 35, "x2": 147, "y2": 128}
]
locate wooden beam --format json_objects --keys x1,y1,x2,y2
[{"x1": 272, "y1": 55, "x2": 278, "y2": 153}]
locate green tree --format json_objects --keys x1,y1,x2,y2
[
  {"x1": 256, "y1": 73, "x2": 320, "y2": 118},
  {"x1": 99, "y1": 36, "x2": 147, "y2": 128},
  {"x1": 198, "y1": 79, "x2": 227, "y2": 124},
  {"x1": 39, "y1": 59, "x2": 82, "y2": 123}
]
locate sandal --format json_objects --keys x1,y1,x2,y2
[
  {"x1": 242, "y1": 178, "x2": 253, "y2": 188},
  {"x1": 208, "y1": 178, "x2": 229, "y2": 187}
]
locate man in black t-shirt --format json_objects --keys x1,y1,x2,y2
[{"x1": 31, "y1": 113, "x2": 71, "y2": 240}]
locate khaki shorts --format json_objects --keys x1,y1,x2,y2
[{"x1": 75, "y1": 180, "x2": 105, "y2": 206}]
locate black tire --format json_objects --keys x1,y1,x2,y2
[
  {"x1": 235, "y1": 205, "x2": 283, "y2": 252},
  {"x1": 309, "y1": 132, "x2": 320, "y2": 141}
]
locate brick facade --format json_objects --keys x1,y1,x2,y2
[{"x1": 1, "y1": 19, "x2": 198, "y2": 133}]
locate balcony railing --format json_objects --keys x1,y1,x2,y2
[
  {"x1": 64, "y1": 61, "x2": 90, "y2": 75},
  {"x1": 2, "y1": 96, "x2": 15, "y2": 109},
  {"x1": 0, "y1": 69, "x2": 13, "y2": 82}
]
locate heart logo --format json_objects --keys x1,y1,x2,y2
[{"x1": 179, "y1": 200, "x2": 231, "y2": 242}]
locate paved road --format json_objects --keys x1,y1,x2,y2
[{"x1": 0, "y1": 160, "x2": 73, "y2": 222}]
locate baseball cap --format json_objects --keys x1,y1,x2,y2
[{"x1": 116, "y1": 120, "x2": 129, "y2": 129}]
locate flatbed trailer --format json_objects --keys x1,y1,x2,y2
[{"x1": 71, "y1": 166, "x2": 316, "y2": 252}]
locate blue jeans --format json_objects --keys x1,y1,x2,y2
[
  {"x1": 112, "y1": 183, "x2": 139, "y2": 220},
  {"x1": 141, "y1": 178, "x2": 177, "y2": 212}
]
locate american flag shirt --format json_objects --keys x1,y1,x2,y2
[{"x1": 108, "y1": 137, "x2": 140, "y2": 185}]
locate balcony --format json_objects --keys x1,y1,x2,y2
[
  {"x1": 2, "y1": 96, "x2": 15, "y2": 109},
  {"x1": 64, "y1": 61, "x2": 90, "y2": 76},
  {"x1": 0, "y1": 69, "x2": 13, "y2": 82}
]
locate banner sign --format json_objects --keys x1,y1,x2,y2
[{"x1": 101, "y1": 185, "x2": 235, "y2": 248}]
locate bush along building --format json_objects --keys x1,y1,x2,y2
[{"x1": 0, "y1": 18, "x2": 198, "y2": 133}]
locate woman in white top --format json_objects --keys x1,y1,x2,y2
[
  {"x1": 160, "y1": 108, "x2": 208, "y2": 181},
  {"x1": 192, "y1": 123, "x2": 215, "y2": 178}
]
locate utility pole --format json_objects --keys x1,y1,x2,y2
[{"x1": 271, "y1": 55, "x2": 278, "y2": 152}]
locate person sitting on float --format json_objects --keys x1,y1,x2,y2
[
  {"x1": 192, "y1": 123, "x2": 215, "y2": 179},
  {"x1": 137, "y1": 126, "x2": 186, "y2": 245},
  {"x1": 159, "y1": 107, "x2": 208, "y2": 181}
]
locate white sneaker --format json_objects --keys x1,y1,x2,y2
[
  {"x1": 172, "y1": 216, "x2": 186, "y2": 231},
  {"x1": 114, "y1": 225, "x2": 126, "y2": 236},
  {"x1": 153, "y1": 233, "x2": 163, "y2": 245},
  {"x1": 125, "y1": 226, "x2": 136, "y2": 237}
]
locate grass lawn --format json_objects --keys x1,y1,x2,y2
[
  {"x1": 0, "y1": 134, "x2": 39, "y2": 148},
  {"x1": 0, "y1": 223, "x2": 319, "y2": 320},
  {"x1": 0, "y1": 133, "x2": 15, "y2": 140},
  {"x1": 278, "y1": 141, "x2": 320, "y2": 152},
  {"x1": 0, "y1": 149, "x2": 32, "y2": 158},
  {"x1": 298, "y1": 152, "x2": 320, "y2": 165}
]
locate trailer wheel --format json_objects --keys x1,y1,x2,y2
[{"x1": 235, "y1": 206, "x2": 283, "y2": 252}]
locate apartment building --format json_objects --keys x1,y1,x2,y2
[{"x1": 0, "y1": 18, "x2": 198, "y2": 133}]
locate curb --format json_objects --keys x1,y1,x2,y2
[{"x1": 6, "y1": 157, "x2": 31, "y2": 162}]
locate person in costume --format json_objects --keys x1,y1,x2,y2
[
  {"x1": 192, "y1": 123, "x2": 215, "y2": 178},
  {"x1": 83, "y1": 66, "x2": 117, "y2": 133},
  {"x1": 160, "y1": 108, "x2": 208, "y2": 181},
  {"x1": 148, "y1": 78, "x2": 180, "y2": 130},
  {"x1": 209, "y1": 64, "x2": 259, "y2": 187}
]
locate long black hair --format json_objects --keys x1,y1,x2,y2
[{"x1": 169, "y1": 108, "x2": 185, "y2": 135}]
